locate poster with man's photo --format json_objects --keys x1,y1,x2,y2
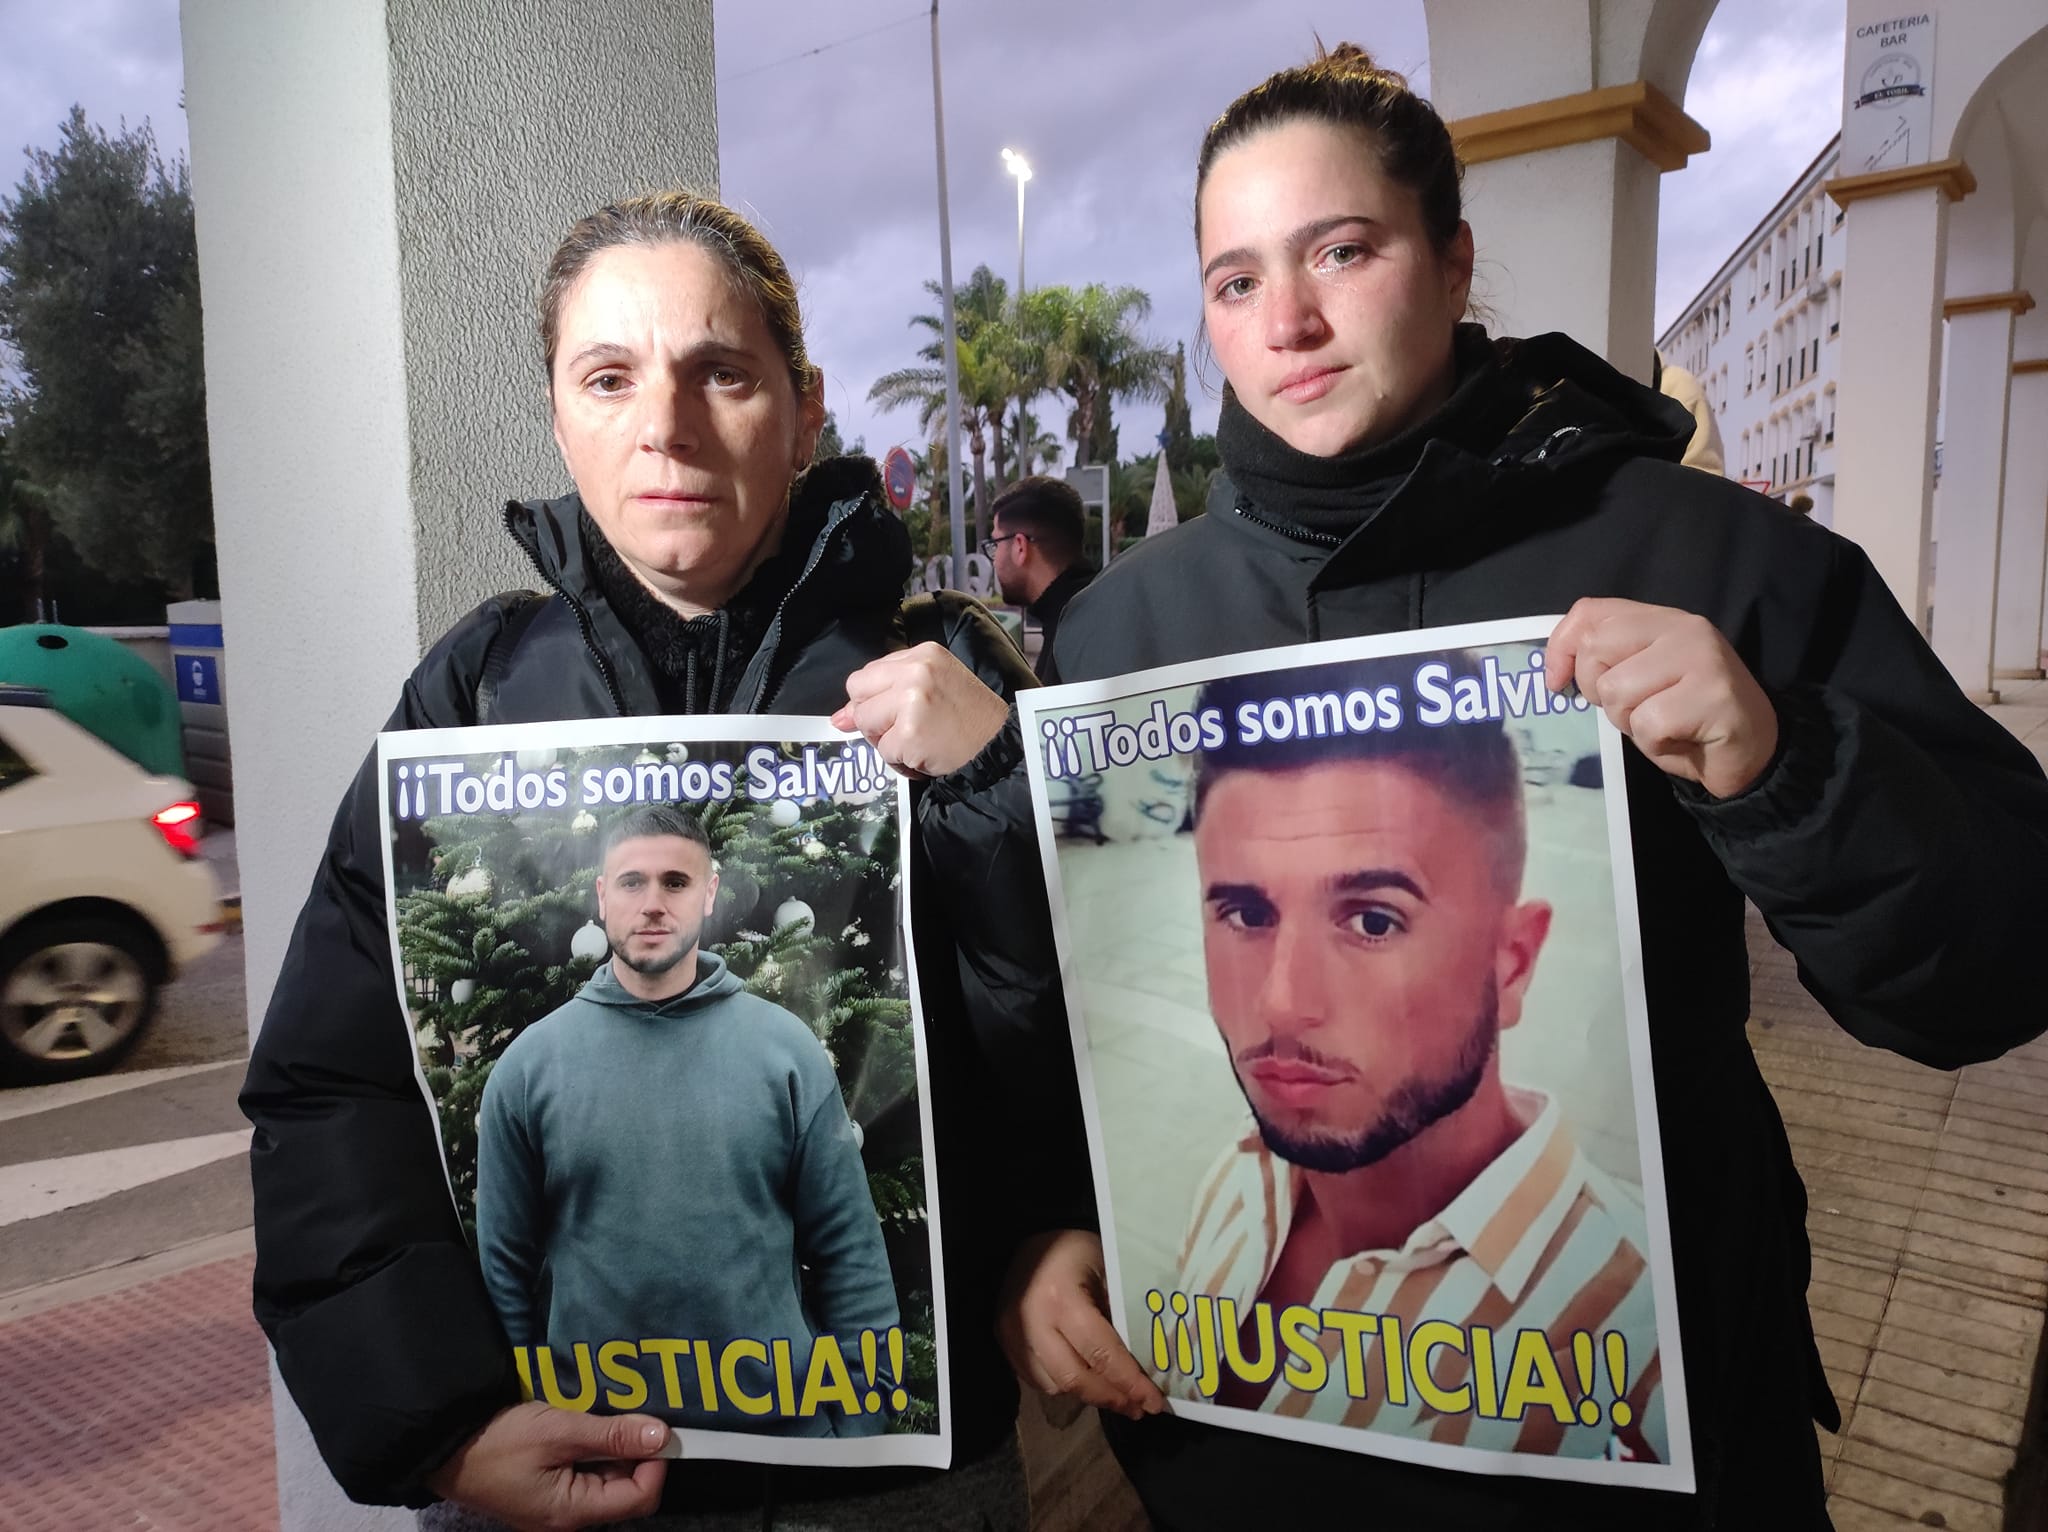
[
  {"x1": 1020, "y1": 618, "x2": 1691, "y2": 1493},
  {"x1": 375, "y1": 717, "x2": 949, "y2": 1469}
]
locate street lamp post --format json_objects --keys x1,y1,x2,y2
[
  {"x1": 1001, "y1": 147, "x2": 1032, "y2": 479},
  {"x1": 928, "y1": 1, "x2": 968, "y2": 590},
  {"x1": 1001, "y1": 147, "x2": 1031, "y2": 301}
]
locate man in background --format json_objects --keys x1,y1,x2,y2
[{"x1": 985, "y1": 476, "x2": 1093, "y2": 680}]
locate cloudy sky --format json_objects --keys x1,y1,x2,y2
[{"x1": 3, "y1": 0, "x2": 1843, "y2": 460}]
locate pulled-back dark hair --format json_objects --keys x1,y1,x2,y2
[
  {"x1": 1191, "y1": 651, "x2": 1527, "y2": 896},
  {"x1": 1195, "y1": 41, "x2": 1465, "y2": 256},
  {"x1": 540, "y1": 190, "x2": 819, "y2": 398},
  {"x1": 602, "y1": 802, "x2": 711, "y2": 862}
]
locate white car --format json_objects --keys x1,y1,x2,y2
[{"x1": 0, "y1": 687, "x2": 225, "y2": 1083}]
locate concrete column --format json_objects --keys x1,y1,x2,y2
[
  {"x1": 1425, "y1": 0, "x2": 1715, "y2": 382},
  {"x1": 1930, "y1": 303, "x2": 2019, "y2": 702},
  {"x1": 178, "y1": 2, "x2": 717, "y2": 1526},
  {"x1": 1827, "y1": 176, "x2": 1961, "y2": 629},
  {"x1": 1996, "y1": 364, "x2": 2048, "y2": 677}
]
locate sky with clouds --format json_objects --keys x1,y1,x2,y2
[{"x1": 2, "y1": 0, "x2": 1843, "y2": 463}]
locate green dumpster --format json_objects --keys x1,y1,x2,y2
[{"x1": 0, "y1": 624, "x2": 186, "y2": 777}]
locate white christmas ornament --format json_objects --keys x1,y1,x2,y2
[
  {"x1": 802, "y1": 838, "x2": 827, "y2": 860},
  {"x1": 449, "y1": 978, "x2": 476, "y2": 1005},
  {"x1": 514, "y1": 748, "x2": 556, "y2": 772},
  {"x1": 769, "y1": 798, "x2": 802, "y2": 828},
  {"x1": 635, "y1": 748, "x2": 661, "y2": 766},
  {"x1": 774, "y1": 899, "x2": 815, "y2": 934},
  {"x1": 570, "y1": 921, "x2": 609, "y2": 961},
  {"x1": 571, "y1": 810, "x2": 597, "y2": 834},
  {"x1": 666, "y1": 743, "x2": 690, "y2": 762},
  {"x1": 447, "y1": 865, "x2": 492, "y2": 900}
]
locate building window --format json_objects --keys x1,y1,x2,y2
[
  {"x1": 1812, "y1": 338, "x2": 1820, "y2": 372},
  {"x1": 1807, "y1": 440, "x2": 1815, "y2": 476},
  {"x1": 1816, "y1": 232, "x2": 1824, "y2": 268}
]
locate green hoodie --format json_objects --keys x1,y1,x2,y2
[{"x1": 476, "y1": 952, "x2": 897, "y2": 1437}]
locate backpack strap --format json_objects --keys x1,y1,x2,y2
[{"x1": 472, "y1": 591, "x2": 550, "y2": 725}]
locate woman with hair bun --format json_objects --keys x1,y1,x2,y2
[{"x1": 995, "y1": 43, "x2": 2048, "y2": 1531}]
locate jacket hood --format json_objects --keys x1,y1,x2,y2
[
  {"x1": 1474, "y1": 329, "x2": 1696, "y2": 471},
  {"x1": 581, "y1": 949, "x2": 745, "y2": 1013},
  {"x1": 502, "y1": 454, "x2": 910, "y2": 619}
]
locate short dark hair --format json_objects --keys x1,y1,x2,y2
[
  {"x1": 991, "y1": 475, "x2": 1085, "y2": 564},
  {"x1": 602, "y1": 803, "x2": 711, "y2": 863},
  {"x1": 1191, "y1": 651, "x2": 1527, "y2": 895}
]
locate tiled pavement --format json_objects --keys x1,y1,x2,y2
[{"x1": 3, "y1": 687, "x2": 2047, "y2": 1530}]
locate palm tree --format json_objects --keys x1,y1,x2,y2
[
  {"x1": 873, "y1": 267, "x2": 1033, "y2": 543},
  {"x1": 868, "y1": 330, "x2": 1012, "y2": 547},
  {"x1": 1024, "y1": 285, "x2": 1175, "y2": 468}
]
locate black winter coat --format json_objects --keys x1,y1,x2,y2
[
  {"x1": 241, "y1": 460, "x2": 1057, "y2": 1510},
  {"x1": 1048, "y1": 336, "x2": 2048, "y2": 1531}
]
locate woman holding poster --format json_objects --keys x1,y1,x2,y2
[
  {"x1": 987, "y1": 41, "x2": 2048, "y2": 1532},
  {"x1": 243, "y1": 192, "x2": 1058, "y2": 1532}
]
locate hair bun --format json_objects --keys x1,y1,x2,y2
[{"x1": 1314, "y1": 39, "x2": 1407, "y2": 88}]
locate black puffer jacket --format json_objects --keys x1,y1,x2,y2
[
  {"x1": 1046, "y1": 336, "x2": 2048, "y2": 1530},
  {"x1": 242, "y1": 459, "x2": 1065, "y2": 1510}
]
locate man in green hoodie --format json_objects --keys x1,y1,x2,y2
[{"x1": 475, "y1": 804, "x2": 897, "y2": 1438}]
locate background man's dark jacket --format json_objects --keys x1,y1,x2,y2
[
  {"x1": 1039, "y1": 335, "x2": 2048, "y2": 1530},
  {"x1": 241, "y1": 459, "x2": 1065, "y2": 1510}
]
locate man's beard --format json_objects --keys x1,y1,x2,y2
[
  {"x1": 607, "y1": 920, "x2": 701, "y2": 979},
  {"x1": 1238, "y1": 980, "x2": 1500, "y2": 1174}
]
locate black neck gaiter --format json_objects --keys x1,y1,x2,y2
[{"x1": 1218, "y1": 324, "x2": 1505, "y2": 545}]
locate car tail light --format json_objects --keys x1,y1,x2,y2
[{"x1": 152, "y1": 800, "x2": 205, "y2": 859}]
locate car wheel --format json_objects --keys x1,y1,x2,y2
[{"x1": 0, "y1": 917, "x2": 159, "y2": 1085}]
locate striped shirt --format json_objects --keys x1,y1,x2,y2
[{"x1": 1166, "y1": 1088, "x2": 1666, "y2": 1462}]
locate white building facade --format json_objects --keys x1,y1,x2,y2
[{"x1": 1658, "y1": 140, "x2": 1848, "y2": 526}]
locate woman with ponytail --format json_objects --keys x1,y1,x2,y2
[{"x1": 996, "y1": 44, "x2": 2048, "y2": 1532}]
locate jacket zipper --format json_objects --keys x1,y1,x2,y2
[
  {"x1": 1232, "y1": 500, "x2": 1344, "y2": 548},
  {"x1": 750, "y1": 499, "x2": 862, "y2": 710},
  {"x1": 506, "y1": 508, "x2": 630, "y2": 717}
]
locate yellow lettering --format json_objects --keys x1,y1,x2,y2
[
  {"x1": 1408, "y1": 1321, "x2": 1471, "y2": 1417},
  {"x1": 511, "y1": 1347, "x2": 536, "y2": 1403},
  {"x1": 1318, "y1": 1310, "x2": 1380, "y2": 1400},
  {"x1": 1470, "y1": 1326, "x2": 1500, "y2": 1419},
  {"x1": 799, "y1": 1333, "x2": 860, "y2": 1419},
  {"x1": 772, "y1": 1338, "x2": 797, "y2": 1417},
  {"x1": 1500, "y1": 1330, "x2": 1575, "y2": 1424},
  {"x1": 1218, "y1": 1299, "x2": 1277, "y2": 1387},
  {"x1": 720, "y1": 1339, "x2": 775, "y2": 1417},
  {"x1": 535, "y1": 1343, "x2": 597, "y2": 1411},
  {"x1": 1279, "y1": 1305, "x2": 1327, "y2": 1392},
  {"x1": 639, "y1": 1339, "x2": 691, "y2": 1410},
  {"x1": 598, "y1": 1341, "x2": 648, "y2": 1410}
]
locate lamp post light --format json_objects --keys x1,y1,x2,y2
[{"x1": 1000, "y1": 147, "x2": 1031, "y2": 303}]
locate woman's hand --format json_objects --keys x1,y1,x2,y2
[
  {"x1": 998, "y1": 1229, "x2": 1166, "y2": 1423},
  {"x1": 424, "y1": 1403, "x2": 672, "y2": 1532},
  {"x1": 833, "y1": 643, "x2": 1011, "y2": 778},
  {"x1": 1546, "y1": 598, "x2": 1779, "y2": 800}
]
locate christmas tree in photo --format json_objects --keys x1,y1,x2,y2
[{"x1": 390, "y1": 738, "x2": 936, "y2": 1430}]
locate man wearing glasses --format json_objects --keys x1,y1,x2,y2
[{"x1": 983, "y1": 476, "x2": 1093, "y2": 681}]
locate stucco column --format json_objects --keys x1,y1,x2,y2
[
  {"x1": 179, "y1": 2, "x2": 717, "y2": 1527},
  {"x1": 1424, "y1": 0, "x2": 1715, "y2": 382},
  {"x1": 1826, "y1": 164, "x2": 1974, "y2": 630},
  {"x1": 1930, "y1": 294, "x2": 2028, "y2": 702},
  {"x1": 1996, "y1": 360, "x2": 2048, "y2": 677}
]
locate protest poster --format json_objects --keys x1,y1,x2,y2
[
  {"x1": 375, "y1": 716, "x2": 948, "y2": 1469},
  {"x1": 1020, "y1": 618, "x2": 1691, "y2": 1492}
]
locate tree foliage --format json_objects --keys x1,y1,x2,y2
[{"x1": 0, "y1": 108, "x2": 214, "y2": 601}]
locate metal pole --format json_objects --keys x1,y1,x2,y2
[
  {"x1": 1015, "y1": 175, "x2": 1026, "y2": 301},
  {"x1": 929, "y1": 0, "x2": 968, "y2": 591}
]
